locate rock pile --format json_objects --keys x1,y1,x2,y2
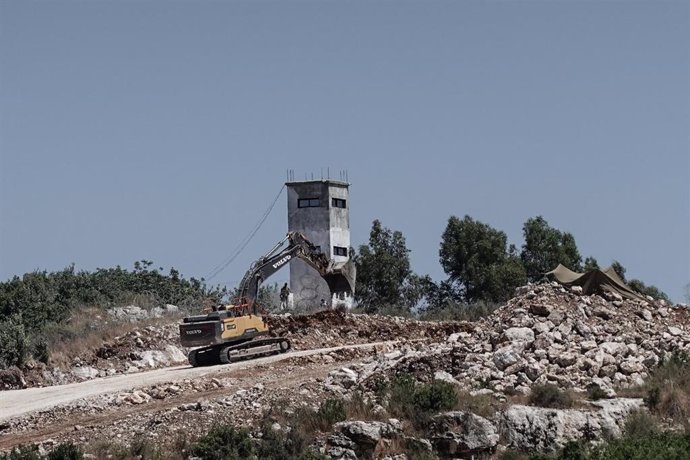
[
  {"x1": 330, "y1": 282, "x2": 689, "y2": 397},
  {"x1": 267, "y1": 310, "x2": 471, "y2": 350}
]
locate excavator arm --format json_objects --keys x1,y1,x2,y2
[{"x1": 235, "y1": 232, "x2": 355, "y2": 308}]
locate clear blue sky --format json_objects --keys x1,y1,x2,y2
[{"x1": 1, "y1": 1, "x2": 688, "y2": 301}]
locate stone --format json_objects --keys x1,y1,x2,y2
[
  {"x1": 71, "y1": 366, "x2": 99, "y2": 380},
  {"x1": 429, "y1": 411, "x2": 499, "y2": 457},
  {"x1": 638, "y1": 309, "x2": 653, "y2": 321},
  {"x1": 668, "y1": 326, "x2": 683, "y2": 337},
  {"x1": 493, "y1": 345, "x2": 523, "y2": 371},
  {"x1": 499, "y1": 399, "x2": 643, "y2": 451},
  {"x1": 503, "y1": 327, "x2": 535, "y2": 344},
  {"x1": 326, "y1": 368, "x2": 358, "y2": 390},
  {"x1": 599, "y1": 342, "x2": 628, "y2": 357},
  {"x1": 334, "y1": 421, "x2": 401, "y2": 458},
  {"x1": 529, "y1": 304, "x2": 552, "y2": 317},
  {"x1": 434, "y1": 371, "x2": 460, "y2": 385},
  {"x1": 548, "y1": 311, "x2": 565, "y2": 326},
  {"x1": 555, "y1": 353, "x2": 578, "y2": 368}
]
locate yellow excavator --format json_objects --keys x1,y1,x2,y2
[{"x1": 179, "y1": 232, "x2": 355, "y2": 367}]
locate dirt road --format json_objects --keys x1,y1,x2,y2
[{"x1": 0, "y1": 341, "x2": 394, "y2": 422}]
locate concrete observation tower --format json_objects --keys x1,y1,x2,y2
[{"x1": 286, "y1": 175, "x2": 353, "y2": 308}]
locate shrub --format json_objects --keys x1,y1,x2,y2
[
  {"x1": 456, "y1": 390, "x2": 505, "y2": 418},
  {"x1": 47, "y1": 442, "x2": 84, "y2": 460},
  {"x1": 644, "y1": 351, "x2": 690, "y2": 424},
  {"x1": 0, "y1": 262, "x2": 225, "y2": 369},
  {"x1": 0, "y1": 445, "x2": 41, "y2": 460},
  {"x1": 528, "y1": 384, "x2": 574, "y2": 409},
  {"x1": 387, "y1": 374, "x2": 458, "y2": 427},
  {"x1": 0, "y1": 317, "x2": 29, "y2": 368},
  {"x1": 413, "y1": 380, "x2": 458, "y2": 414},
  {"x1": 191, "y1": 425, "x2": 255, "y2": 460},
  {"x1": 317, "y1": 398, "x2": 346, "y2": 427},
  {"x1": 589, "y1": 431, "x2": 690, "y2": 460},
  {"x1": 623, "y1": 410, "x2": 659, "y2": 438},
  {"x1": 586, "y1": 385, "x2": 608, "y2": 401},
  {"x1": 256, "y1": 425, "x2": 325, "y2": 460},
  {"x1": 345, "y1": 391, "x2": 382, "y2": 420}
]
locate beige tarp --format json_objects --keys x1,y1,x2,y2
[{"x1": 546, "y1": 264, "x2": 648, "y2": 302}]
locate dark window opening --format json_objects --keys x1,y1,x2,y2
[
  {"x1": 333, "y1": 246, "x2": 348, "y2": 257},
  {"x1": 332, "y1": 198, "x2": 347, "y2": 209},
  {"x1": 298, "y1": 198, "x2": 321, "y2": 208}
]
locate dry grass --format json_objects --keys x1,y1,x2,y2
[
  {"x1": 42, "y1": 305, "x2": 183, "y2": 368},
  {"x1": 456, "y1": 390, "x2": 507, "y2": 418},
  {"x1": 345, "y1": 391, "x2": 387, "y2": 421}
]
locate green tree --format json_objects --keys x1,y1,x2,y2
[
  {"x1": 611, "y1": 260, "x2": 627, "y2": 282},
  {"x1": 439, "y1": 215, "x2": 526, "y2": 303},
  {"x1": 610, "y1": 261, "x2": 669, "y2": 301},
  {"x1": 520, "y1": 216, "x2": 583, "y2": 281},
  {"x1": 0, "y1": 316, "x2": 29, "y2": 368},
  {"x1": 354, "y1": 220, "x2": 427, "y2": 313},
  {"x1": 583, "y1": 256, "x2": 600, "y2": 272}
]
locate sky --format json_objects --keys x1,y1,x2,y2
[{"x1": 1, "y1": 0, "x2": 688, "y2": 302}]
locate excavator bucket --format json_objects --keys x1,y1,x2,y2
[{"x1": 323, "y1": 260, "x2": 356, "y2": 295}]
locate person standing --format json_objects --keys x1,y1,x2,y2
[{"x1": 280, "y1": 283, "x2": 290, "y2": 310}]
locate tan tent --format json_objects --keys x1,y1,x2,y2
[{"x1": 546, "y1": 264, "x2": 648, "y2": 302}]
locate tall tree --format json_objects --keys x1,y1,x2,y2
[
  {"x1": 439, "y1": 215, "x2": 526, "y2": 303},
  {"x1": 354, "y1": 220, "x2": 427, "y2": 313},
  {"x1": 520, "y1": 216, "x2": 583, "y2": 281}
]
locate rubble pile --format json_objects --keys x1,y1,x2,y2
[
  {"x1": 329, "y1": 282, "x2": 689, "y2": 397},
  {"x1": 267, "y1": 310, "x2": 472, "y2": 349}
]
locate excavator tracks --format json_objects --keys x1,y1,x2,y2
[{"x1": 188, "y1": 337, "x2": 291, "y2": 367}]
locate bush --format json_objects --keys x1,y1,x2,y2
[
  {"x1": 413, "y1": 380, "x2": 458, "y2": 414},
  {"x1": 0, "y1": 263, "x2": 225, "y2": 369},
  {"x1": 345, "y1": 391, "x2": 382, "y2": 420},
  {"x1": 387, "y1": 374, "x2": 458, "y2": 426},
  {"x1": 317, "y1": 399, "x2": 346, "y2": 428},
  {"x1": 191, "y1": 425, "x2": 255, "y2": 460},
  {"x1": 256, "y1": 425, "x2": 326, "y2": 460},
  {"x1": 623, "y1": 410, "x2": 659, "y2": 438},
  {"x1": 644, "y1": 351, "x2": 690, "y2": 424},
  {"x1": 46, "y1": 442, "x2": 83, "y2": 460},
  {"x1": 291, "y1": 398, "x2": 347, "y2": 435},
  {"x1": 586, "y1": 385, "x2": 608, "y2": 401},
  {"x1": 0, "y1": 317, "x2": 29, "y2": 368},
  {"x1": 528, "y1": 384, "x2": 574, "y2": 409},
  {"x1": 589, "y1": 431, "x2": 690, "y2": 460},
  {"x1": 0, "y1": 445, "x2": 41, "y2": 460}
]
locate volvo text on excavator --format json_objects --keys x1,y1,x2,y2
[{"x1": 179, "y1": 232, "x2": 355, "y2": 367}]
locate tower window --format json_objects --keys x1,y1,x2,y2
[
  {"x1": 332, "y1": 198, "x2": 347, "y2": 209},
  {"x1": 298, "y1": 198, "x2": 320, "y2": 208},
  {"x1": 333, "y1": 246, "x2": 348, "y2": 257}
]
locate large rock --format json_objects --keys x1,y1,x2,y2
[
  {"x1": 499, "y1": 399, "x2": 644, "y2": 451},
  {"x1": 503, "y1": 327, "x2": 535, "y2": 344},
  {"x1": 493, "y1": 344, "x2": 524, "y2": 370},
  {"x1": 429, "y1": 411, "x2": 499, "y2": 458},
  {"x1": 326, "y1": 368, "x2": 359, "y2": 390},
  {"x1": 71, "y1": 366, "x2": 99, "y2": 380},
  {"x1": 334, "y1": 420, "x2": 401, "y2": 458}
]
